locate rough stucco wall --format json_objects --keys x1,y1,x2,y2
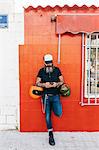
[{"x1": 0, "y1": 0, "x2": 24, "y2": 130}]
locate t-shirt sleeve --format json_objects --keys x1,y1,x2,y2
[
  {"x1": 57, "y1": 68, "x2": 62, "y2": 77},
  {"x1": 37, "y1": 69, "x2": 43, "y2": 78}
]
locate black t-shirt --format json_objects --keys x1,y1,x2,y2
[{"x1": 37, "y1": 66, "x2": 62, "y2": 94}]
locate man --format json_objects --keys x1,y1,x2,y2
[{"x1": 36, "y1": 54, "x2": 64, "y2": 146}]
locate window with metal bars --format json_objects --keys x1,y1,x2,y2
[
  {"x1": 85, "y1": 33, "x2": 99, "y2": 99},
  {"x1": 0, "y1": 15, "x2": 8, "y2": 28}
]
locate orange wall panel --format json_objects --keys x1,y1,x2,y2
[
  {"x1": 19, "y1": 43, "x2": 99, "y2": 131},
  {"x1": 19, "y1": 7, "x2": 99, "y2": 131}
]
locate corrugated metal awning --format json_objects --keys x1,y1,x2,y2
[{"x1": 56, "y1": 14, "x2": 99, "y2": 34}]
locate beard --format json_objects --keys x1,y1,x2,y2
[{"x1": 45, "y1": 64, "x2": 54, "y2": 73}]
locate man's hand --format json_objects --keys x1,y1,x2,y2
[
  {"x1": 52, "y1": 82, "x2": 58, "y2": 88},
  {"x1": 45, "y1": 82, "x2": 61, "y2": 88},
  {"x1": 44, "y1": 82, "x2": 53, "y2": 88}
]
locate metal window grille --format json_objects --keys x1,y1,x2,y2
[
  {"x1": 0, "y1": 15, "x2": 8, "y2": 28},
  {"x1": 81, "y1": 33, "x2": 99, "y2": 106}
]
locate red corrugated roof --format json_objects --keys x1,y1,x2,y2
[
  {"x1": 20, "y1": 0, "x2": 99, "y2": 8},
  {"x1": 24, "y1": 5, "x2": 99, "y2": 11}
]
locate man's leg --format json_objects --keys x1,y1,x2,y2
[
  {"x1": 45, "y1": 96, "x2": 55, "y2": 146},
  {"x1": 45, "y1": 97, "x2": 52, "y2": 130},
  {"x1": 52, "y1": 95, "x2": 62, "y2": 117}
]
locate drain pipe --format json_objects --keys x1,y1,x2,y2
[
  {"x1": 58, "y1": 34, "x2": 61, "y2": 64},
  {"x1": 80, "y1": 33, "x2": 85, "y2": 106}
]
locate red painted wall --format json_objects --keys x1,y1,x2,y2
[{"x1": 19, "y1": 6, "x2": 99, "y2": 131}]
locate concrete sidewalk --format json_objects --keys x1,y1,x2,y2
[{"x1": 0, "y1": 130, "x2": 99, "y2": 150}]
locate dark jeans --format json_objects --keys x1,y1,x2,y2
[{"x1": 43, "y1": 94, "x2": 62, "y2": 131}]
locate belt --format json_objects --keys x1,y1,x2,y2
[{"x1": 47, "y1": 94, "x2": 53, "y2": 96}]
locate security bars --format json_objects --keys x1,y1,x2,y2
[
  {"x1": 81, "y1": 33, "x2": 99, "y2": 106},
  {"x1": 0, "y1": 15, "x2": 8, "y2": 28}
]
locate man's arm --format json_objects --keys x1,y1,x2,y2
[
  {"x1": 58, "y1": 75, "x2": 64, "y2": 86},
  {"x1": 52, "y1": 75, "x2": 64, "y2": 88},
  {"x1": 36, "y1": 77, "x2": 45, "y2": 87},
  {"x1": 36, "y1": 77, "x2": 53, "y2": 88}
]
